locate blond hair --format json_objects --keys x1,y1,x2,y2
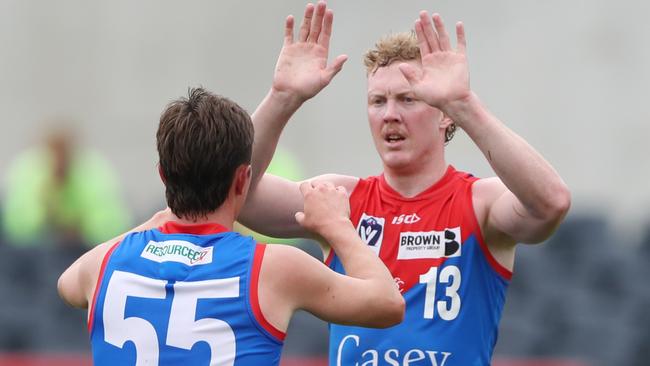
[{"x1": 364, "y1": 32, "x2": 420, "y2": 75}]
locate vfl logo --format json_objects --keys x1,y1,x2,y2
[
  {"x1": 356, "y1": 213, "x2": 385, "y2": 254},
  {"x1": 392, "y1": 213, "x2": 421, "y2": 225}
]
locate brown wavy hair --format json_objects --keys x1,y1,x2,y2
[{"x1": 157, "y1": 87, "x2": 253, "y2": 221}]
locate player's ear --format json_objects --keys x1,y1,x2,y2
[
  {"x1": 234, "y1": 164, "x2": 252, "y2": 195},
  {"x1": 439, "y1": 113, "x2": 454, "y2": 129},
  {"x1": 158, "y1": 163, "x2": 167, "y2": 185}
]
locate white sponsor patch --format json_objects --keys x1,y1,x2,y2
[
  {"x1": 141, "y1": 240, "x2": 213, "y2": 266},
  {"x1": 397, "y1": 227, "x2": 461, "y2": 260}
]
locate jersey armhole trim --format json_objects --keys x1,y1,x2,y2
[
  {"x1": 468, "y1": 181, "x2": 513, "y2": 281},
  {"x1": 87, "y1": 241, "x2": 121, "y2": 334},
  {"x1": 248, "y1": 244, "x2": 286, "y2": 342},
  {"x1": 324, "y1": 248, "x2": 335, "y2": 266}
]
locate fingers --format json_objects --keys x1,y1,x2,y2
[
  {"x1": 299, "y1": 180, "x2": 341, "y2": 197},
  {"x1": 316, "y1": 181, "x2": 335, "y2": 189},
  {"x1": 323, "y1": 54, "x2": 348, "y2": 84},
  {"x1": 432, "y1": 13, "x2": 451, "y2": 51},
  {"x1": 298, "y1": 1, "x2": 333, "y2": 46},
  {"x1": 296, "y1": 181, "x2": 312, "y2": 226},
  {"x1": 415, "y1": 11, "x2": 462, "y2": 54},
  {"x1": 419, "y1": 11, "x2": 440, "y2": 53},
  {"x1": 398, "y1": 62, "x2": 419, "y2": 85},
  {"x1": 318, "y1": 9, "x2": 334, "y2": 49},
  {"x1": 299, "y1": 181, "x2": 313, "y2": 196},
  {"x1": 294, "y1": 211, "x2": 306, "y2": 226},
  {"x1": 414, "y1": 20, "x2": 431, "y2": 55},
  {"x1": 284, "y1": 15, "x2": 294, "y2": 45},
  {"x1": 298, "y1": 3, "x2": 315, "y2": 42},
  {"x1": 456, "y1": 22, "x2": 466, "y2": 54},
  {"x1": 308, "y1": 1, "x2": 327, "y2": 43}
]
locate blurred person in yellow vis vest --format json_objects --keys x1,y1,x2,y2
[{"x1": 2, "y1": 123, "x2": 131, "y2": 248}]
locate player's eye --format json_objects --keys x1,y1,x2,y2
[{"x1": 370, "y1": 98, "x2": 385, "y2": 106}]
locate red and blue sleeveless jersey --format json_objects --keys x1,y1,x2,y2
[
  {"x1": 326, "y1": 166, "x2": 512, "y2": 366},
  {"x1": 88, "y1": 221, "x2": 285, "y2": 366}
]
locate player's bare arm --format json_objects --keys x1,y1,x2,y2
[
  {"x1": 400, "y1": 12, "x2": 571, "y2": 256},
  {"x1": 250, "y1": 1, "x2": 347, "y2": 187},
  {"x1": 57, "y1": 208, "x2": 174, "y2": 310},
  {"x1": 241, "y1": 1, "x2": 352, "y2": 238},
  {"x1": 258, "y1": 181, "x2": 404, "y2": 331},
  {"x1": 240, "y1": 173, "x2": 358, "y2": 240}
]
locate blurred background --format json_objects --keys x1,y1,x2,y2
[{"x1": 0, "y1": 0, "x2": 649, "y2": 365}]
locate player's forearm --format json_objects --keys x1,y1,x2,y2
[
  {"x1": 322, "y1": 223, "x2": 387, "y2": 278},
  {"x1": 322, "y1": 223, "x2": 396, "y2": 290},
  {"x1": 443, "y1": 92, "x2": 571, "y2": 220},
  {"x1": 322, "y1": 223, "x2": 405, "y2": 326},
  {"x1": 250, "y1": 88, "x2": 305, "y2": 187}
]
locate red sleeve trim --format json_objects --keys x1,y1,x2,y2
[
  {"x1": 249, "y1": 244, "x2": 286, "y2": 341},
  {"x1": 468, "y1": 181, "x2": 513, "y2": 281},
  {"x1": 476, "y1": 234, "x2": 513, "y2": 281},
  {"x1": 323, "y1": 248, "x2": 335, "y2": 267},
  {"x1": 87, "y1": 241, "x2": 121, "y2": 333}
]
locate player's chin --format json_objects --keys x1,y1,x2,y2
[{"x1": 380, "y1": 153, "x2": 412, "y2": 171}]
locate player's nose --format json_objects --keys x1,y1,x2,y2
[{"x1": 382, "y1": 100, "x2": 401, "y2": 123}]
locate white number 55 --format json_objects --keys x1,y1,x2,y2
[{"x1": 103, "y1": 270, "x2": 239, "y2": 366}]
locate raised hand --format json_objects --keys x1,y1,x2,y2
[
  {"x1": 272, "y1": 1, "x2": 348, "y2": 102},
  {"x1": 398, "y1": 12, "x2": 471, "y2": 109}
]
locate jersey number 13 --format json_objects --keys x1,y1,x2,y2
[{"x1": 419, "y1": 265, "x2": 461, "y2": 320}]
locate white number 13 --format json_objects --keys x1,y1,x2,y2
[
  {"x1": 103, "y1": 271, "x2": 239, "y2": 366},
  {"x1": 419, "y1": 265, "x2": 461, "y2": 320}
]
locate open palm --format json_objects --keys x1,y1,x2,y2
[
  {"x1": 272, "y1": 2, "x2": 347, "y2": 102},
  {"x1": 399, "y1": 12, "x2": 471, "y2": 109}
]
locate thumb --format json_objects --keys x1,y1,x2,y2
[
  {"x1": 294, "y1": 211, "x2": 306, "y2": 226},
  {"x1": 323, "y1": 54, "x2": 348, "y2": 84},
  {"x1": 398, "y1": 62, "x2": 419, "y2": 85}
]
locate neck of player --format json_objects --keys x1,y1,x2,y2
[{"x1": 383, "y1": 156, "x2": 448, "y2": 198}]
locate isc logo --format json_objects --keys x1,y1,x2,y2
[{"x1": 392, "y1": 213, "x2": 421, "y2": 225}]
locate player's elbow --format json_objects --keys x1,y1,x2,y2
[
  {"x1": 543, "y1": 181, "x2": 571, "y2": 224},
  {"x1": 384, "y1": 293, "x2": 406, "y2": 327},
  {"x1": 367, "y1": 291, "x2": 405, "y2": 328},
  {"x1": 525, "y1": 182, "x2": 572, "y2": 244},
  {"x1": 57, "y1": 274, "x2": 72, "y2": 306},
  {"x1": 57, "y1": 270, "x2": 87, "y2": 309}
]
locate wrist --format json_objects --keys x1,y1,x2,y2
[
  {"x1": 317, "y1": 218, "x2": 356, "y2": 243},
  {"x1": 440, "y1": 91, "x2": 477, "y2": 115},
  {"x1": 267, "y1": 87, "x2": 308, "y2": 112},
  {"x1": 440, "y1": 91, "x2": 485, "y2": 127}
]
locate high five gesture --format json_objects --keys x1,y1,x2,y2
[
  {"x1": 249, "y1": 1, "x2": 348, "y2": 187},
  {"x1": 272, "y1": 2, "x2": 348, "y2": 103},
  {"x1": 399, "y1": 12, "x2": 471, "y2": 111}
]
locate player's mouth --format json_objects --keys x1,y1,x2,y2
[{"x1": 384, "y1": 132, "x2": 406, "y2": 146}]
